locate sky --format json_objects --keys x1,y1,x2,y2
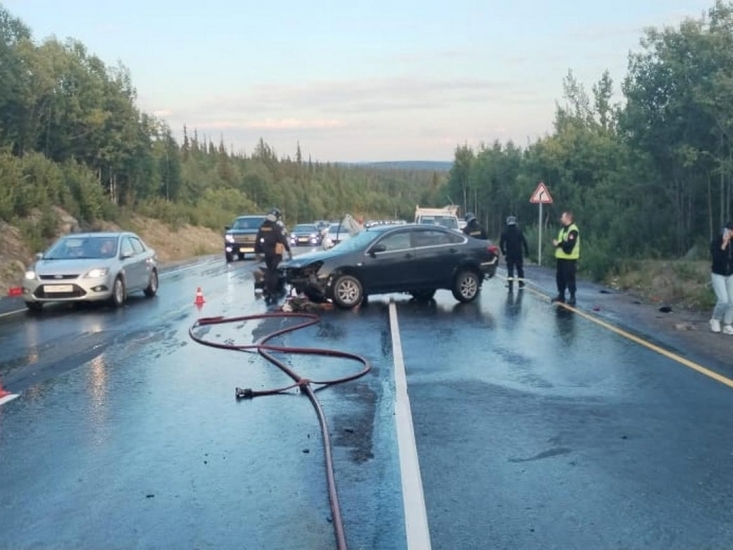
[{"x1": 3, "y1": 0, "x2": 714, "y2": 162}]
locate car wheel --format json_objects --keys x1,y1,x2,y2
[
  {"x1": 111, "y1": 276, "x2": 126, "y2": 307},
  {"x1": 144, "y1": 269, "x2": 158, "y2": 297},
  {"x1": 238, "y1": 253, "x2": 245, "y2": 261},
  {"x1": 410, "y1": 289, "x2": 436, "y2": 301},
  {"x1": 225, "y1": 253, "x2": 234, "y2": 263},
  {"x1": 25, "y1": 301, "x2": 43, "y2": 312},
  {"x1": 452, "y1": 270, "x2": 480, "y2": 303},
  {"x1": 330, "y1": 275, "x2": 363, "y2": 309}
]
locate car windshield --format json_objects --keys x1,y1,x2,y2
[
  {"x1": 329, "y1": 228, "x2": 380, "y2": 252},
  {"x1": 44, "y1": 236, "x2": 118, "y2": 260},
  {"x1": 232, "y1": 217, "x2": 265, "y2": 230},
  {"x1": 293, "y1": 224, "x2": 318, "y2": 233}
]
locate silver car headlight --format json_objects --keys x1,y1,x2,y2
[
  {"x1": 24, "y1": 270, "x2": 37, "y2": 280},
  {"x1": 84, "y1": 267, "x2": 109, "y2": 278},
  {"x1": 225, "y1": 234, "x2": 235, "y2": 243}
]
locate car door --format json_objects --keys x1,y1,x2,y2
[
  {"x1": 360, "y1": 228, "x2": 417, "y2": 293},
  {"x1": 129, "y1": 236, "x2": 150, "y2": 290},
  {"x1": 411, "y1": 227, "x2": 467, "y2": 287},
  {"x1": 119, "y1": 236, "x2": 144, "y2": 290}
]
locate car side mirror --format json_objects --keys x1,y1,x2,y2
[
  {"x1": 121, "y1": 252, "x2": 133, "y2": 260},
  {"x1": 35, "y1": 252, "x2": 44, "y2": 260},
  {"x1": 225, "y1": 226, "x2": 231, "y2": 231},
  {"x1": 369, "y1": 244, "x2": 386, "y2": 257}
]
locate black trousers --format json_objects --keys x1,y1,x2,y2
[
  {"x1": 264, "y1": 252, "x2": 283, "y2": 296},
  {"x1": 555, "y1": 258, "x2": 577, "y2": 297},
  {"x1": 506, "y1": 256, "x2": 525, "y2": 285}
]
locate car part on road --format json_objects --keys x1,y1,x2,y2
[{"x1": 189, "y1": 311, "x2": 372, "y2": 550}]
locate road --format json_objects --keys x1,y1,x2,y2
[{"x1": 1, "y1": 255, "x2": 733, "y2": 549}]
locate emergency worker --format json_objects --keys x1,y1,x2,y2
[
  {"x1": 255, "y1": 208, "x2": 292, "y2": 302},
  {"x1": 499, "y1": 216, "x2": 529, "y2": 290},
  {"x1": 462, "y1": 213, "x2": 487, "y2": 239},
  {"x1": 551, "y1": 210, "x2": 580, "y2": 305}
]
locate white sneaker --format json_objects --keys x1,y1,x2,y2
[
  {"x1": 723, "y1": 325, "x2": 733, "y2": 335},
  {"x1": 710, "y1": 319, "x2": 722, "y2": 333}
]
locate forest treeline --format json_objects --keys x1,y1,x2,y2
[{"x1": 2, "y1": 1, "x2": 732, "y2": 280}]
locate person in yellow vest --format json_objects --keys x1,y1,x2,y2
[{"x1": 551, "y1": 210, "x2": 580, "y2": 305}]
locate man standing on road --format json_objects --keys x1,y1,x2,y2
[
  {"x1": 552, "y1": 210, "x2": 580, "y2": 305},
  {"x1": 255, "y1": 208, "x2": 292, "y2": 304},
  {"x1": 499, "y1": 215, "x2": 529, "y2": 291},
  {"x1": 462, "y1": 213, "x2": 487, "y2": 239}
]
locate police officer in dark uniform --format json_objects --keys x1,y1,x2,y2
[
  {"x1": 462, "y1": 213, "x2": 487, "y2": 239},
  {"x1": 499, "y1": 215, "x2": 529, "y2": 290},
  {"x1": 255, "y1": 208, "x2": 292, "y2": 303}
]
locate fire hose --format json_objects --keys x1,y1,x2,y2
[{"x1": 189, "y1": 311, "x2": 372, "y2": 550}]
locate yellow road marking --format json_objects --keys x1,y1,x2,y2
[{"x1": 495, "y1": 273, "x2": 733, "y2": 389}]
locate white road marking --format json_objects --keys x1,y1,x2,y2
[
  {"x1": 0, "y1": 394, "x2": 19, "y2": 406},
  {"x1": 389, "y1": 300, "x2": 432, "y2": 550}
]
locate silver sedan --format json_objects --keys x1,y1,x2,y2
[{"x1": 22, "y1": 231, "x2": 159, "y2": 312}]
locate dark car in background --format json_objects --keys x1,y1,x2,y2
[
  {"x1": 289, "y1": 223, "x2": 323, "y2": 247},
  {"x1": 224, "y1": 215, "x2": 266, "y2": 262},
  {"x1": 279, "y1": 224, "x2": 499, "y2": 309}
]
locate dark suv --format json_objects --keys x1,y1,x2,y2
[{"x1": 224, "y1": 215, "x2": 266, "y2": 262}]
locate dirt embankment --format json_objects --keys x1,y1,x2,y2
[{"x1": 0, "y1": 209, "x2": 223, "y2": 295}]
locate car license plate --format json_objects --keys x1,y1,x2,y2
[
  {"x1": 45, "y1": 284, "x2": 73, "y2": 293},
  {"x1": 239, "y1": 247, "x2": 253, "y2": 253},
  {"x1": 298, "y1": 238, "x2": 308, "y2": 242}
]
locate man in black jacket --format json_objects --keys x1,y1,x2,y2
[
  {"x1": 499, "y1": 215, "x2": 529, "y2": 290},
  {"x1": 255, "y1": 208, "x2": 292, "y2": 303},
  {"x1": 462, "y1": 213, "x2": 487, "y2": 239}
]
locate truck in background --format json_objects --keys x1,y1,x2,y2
[{"x1": 414, "y1": 205, "x2": 461, "y2": 232}]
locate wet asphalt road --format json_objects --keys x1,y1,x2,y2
[{"x1": 2, "y1": 257, "x2": 733, "y2": 549}]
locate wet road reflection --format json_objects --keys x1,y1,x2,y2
[{"x1": 3, "y1": 264, "x2": 733, "y2": 549}]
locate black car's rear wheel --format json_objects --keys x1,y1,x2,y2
[
  {"x1": 330, "y1": 275, "x2": 363, "y2": 309},
  {"x1": 410, "y1": 289, "x2": 436, "y2": 301},
  {"x1": 452, "y1": 270, "x2": 480, "y2": 303}
]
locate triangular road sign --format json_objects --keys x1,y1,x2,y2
[{"x1": 530, "y1": 181, "x2": 553, "y2": 204}]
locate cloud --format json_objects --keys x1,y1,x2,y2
[
  {"x1": 182, "y1": 76, "x2": 539, "y2": 118},
  {"x1": 194, "y1": 118, "x2": 345, "y2": 130},
  {"x1": 143, "y1": 75, "x2": 557, "y2": 162},
  {"x1": 152, "y1": 109, "x2": 173, "y2": 117}
]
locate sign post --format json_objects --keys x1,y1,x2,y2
[{"x1": 529, "y1": 181, "x2": 553, "y2": 266}]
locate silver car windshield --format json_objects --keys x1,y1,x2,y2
[{"x1": 44, "y1": 237, "x2": 118, "y2": 260}]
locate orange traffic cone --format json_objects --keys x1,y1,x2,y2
[{"x1": 194, "y1": 287, "x2": 205, "y2": 306}]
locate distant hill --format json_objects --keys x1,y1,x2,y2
[{"x1": 345, "y1": 161, "x2": 453, "y2": 172}]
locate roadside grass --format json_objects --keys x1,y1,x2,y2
[{"x1": 607, "y1": 259, "x2": 714, "y2": 311}]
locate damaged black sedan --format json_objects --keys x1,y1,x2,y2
[{"x1": 279, "y1": 223, "x2": 499, "y2": 309}]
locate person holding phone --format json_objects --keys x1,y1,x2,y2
[{"x1": 709, "y1": 221, "x2": 733, "y2": 334}]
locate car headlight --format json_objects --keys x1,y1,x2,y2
[
  {"x1": 84, "y1": 268, "x2": 109, "y2": 278},
  {"x1": 225, "y1": 234, "x2": 234, "y2": 243},
  {"x1": 24, "y1": 270, "x2": 37, "y2": 280}
]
